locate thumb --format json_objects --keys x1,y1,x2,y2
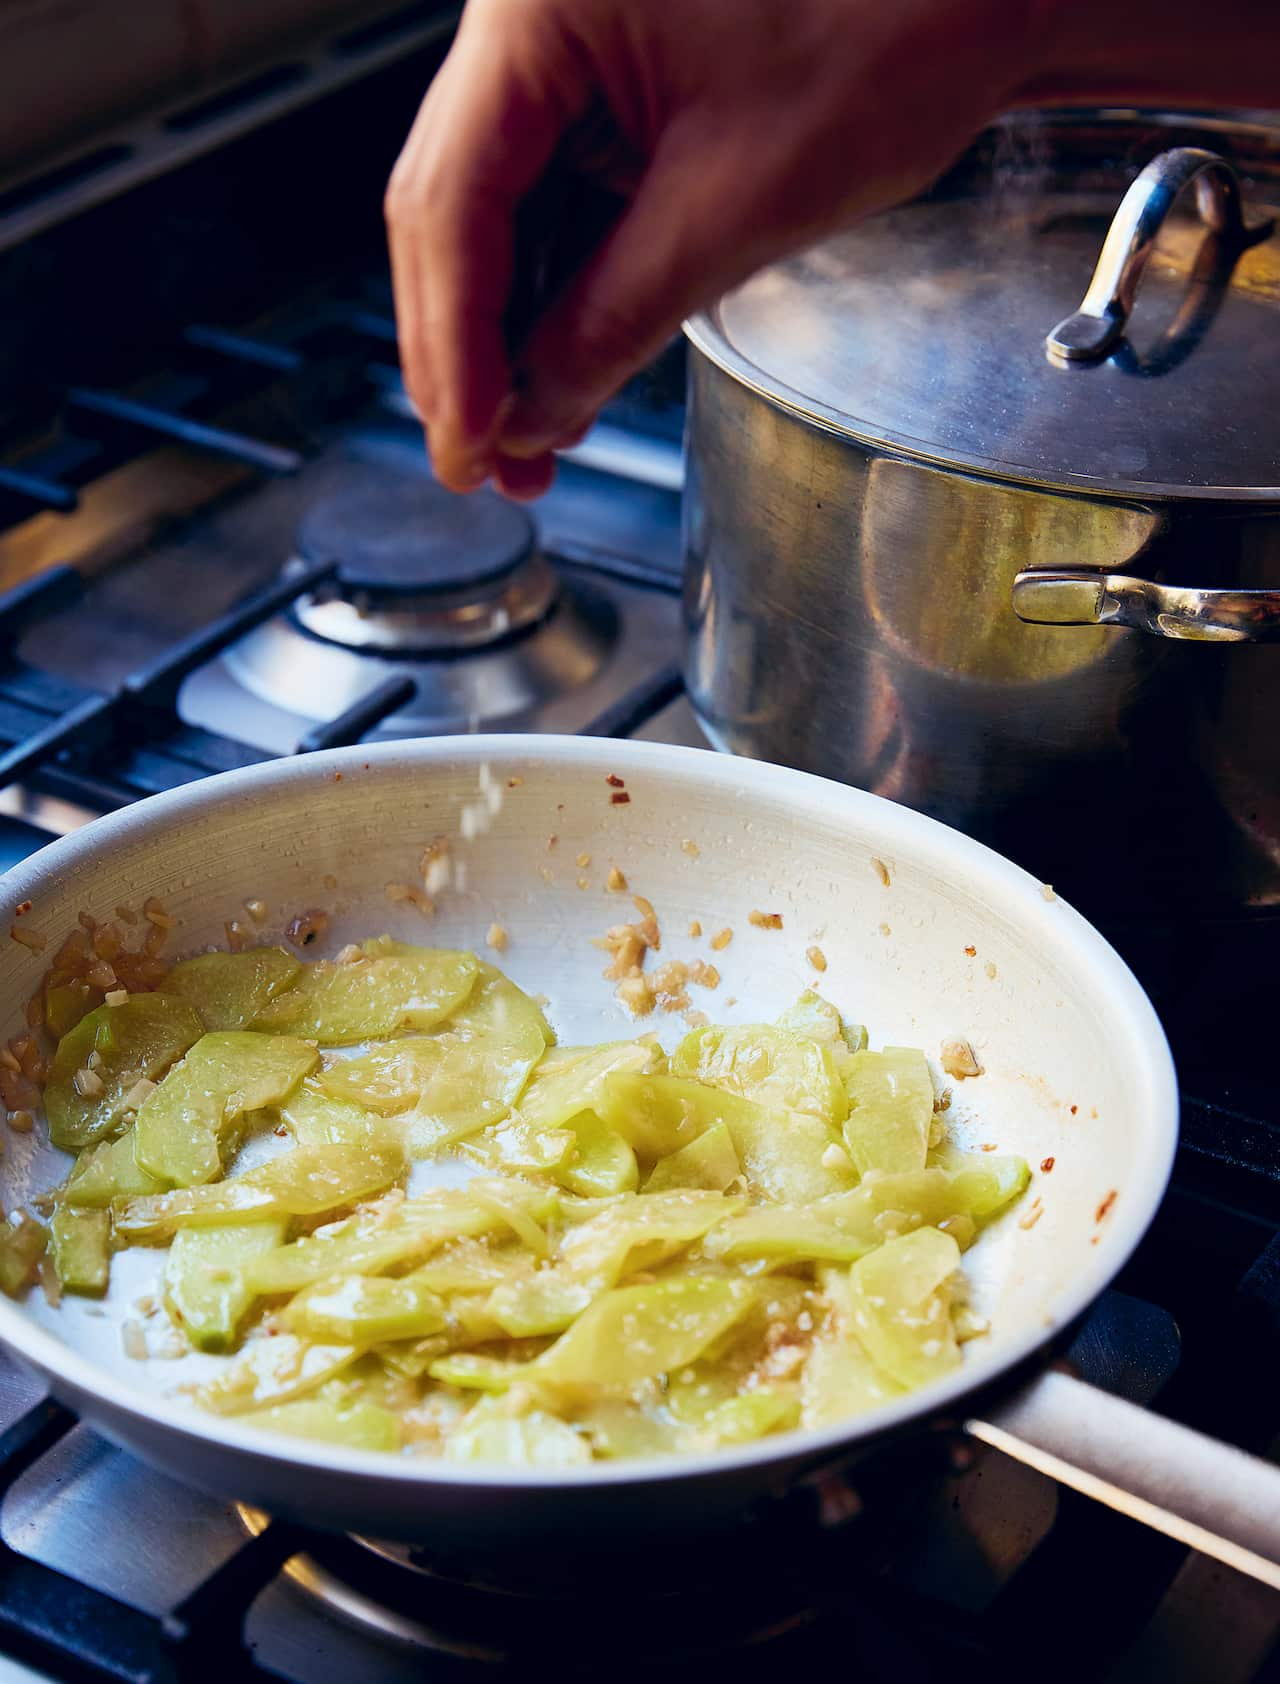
[{"x1": 500, "y1": 131, "x2": 774, "y2": 454}]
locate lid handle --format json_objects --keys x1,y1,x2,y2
[{"x1": 1045, "y1": 147, "x2": 1271, "y2": 364}]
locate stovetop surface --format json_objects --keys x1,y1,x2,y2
[{"x1": 0, "y1": 17, "x2": 1275, "y2": 1683}]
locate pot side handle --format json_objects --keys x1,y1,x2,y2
[
  {"x1": 1045, "y1": 146, "x2": 1273, "y2": 364},
  {"x1": 1011, "y1": 570, "x2": 1280, "y2": 642},
  {"x1": 967, "y1": 1368, "x2": 1280, "y2": 1591}
]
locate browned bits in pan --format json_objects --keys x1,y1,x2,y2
[
  {"x1": 749, "y1": 910, "x2": 783, "y2": 930},
  {"x1": 1040, "y1": 1157, "x2": 1055, "y2": 1173},
  {"x1": 610, "y1": 791, "x2": 631, "y2": 805},
  {"x1": 286, "y1": 909, "x2": 330, "y2": 948},
  {"x1": 605, "y1": 773, "x2": 625, "y2": 788},
  {"x1": 941, "y1": 1038, "x2": 984, "y2": 1080},
  {"x1": 14, "y1": 901, "x2": 31, "y2": 917},
  {"x1": 871, "y1": 857, "x2": 891, "y2": 887},
  {"x1": 710, "y1": 927, "x2": 733, "y2": 951},
  {"x1": 807, "y1": 945, "x2": 828, "y2": 972},
  {"x1": 1095, "y1": 1189, "x2": 1118, "y2": 1223}
]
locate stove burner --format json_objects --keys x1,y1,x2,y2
[
  {"x1": 237, "y1": 1507, "x2": 817, "y2": 1663},
  {"x1": 290, "y1": 468, "x2": 558, "y2": 655},
  {"x1": 297, "y1": 474, "x2": 536, "y2": 600}
]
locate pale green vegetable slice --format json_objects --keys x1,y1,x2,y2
[
  {"x1": 280, "y1": 1084, "x2": 389, "y2": 1147},
  {"x1": 113, "y1": 1141, "x2": 405, "y2": 1241},
  {"x1": 254, "y1": 946, "x2": 479, "y2": 1044},
  {"x1": 195, "y1": 1335, "x2": 362, "y2": 1414},
  {"x1": 718, "y1": 1099, "x2": 851, "y2": 1203},
  {"x1": 776, "y1": 991, "x2": 866, "y2": 1053},
  {"x1": 841, "y1": 1047, "x2": 935, "y2": 1176},
  {"x1": 133, "y1": 1032, "x2": 318, "y2": 1186},
  {"x1": 703, "y1": 1390, "x2": 800, "y2": 1445},
  {"x1": 239, "y1": 1394, "x2": 400, "y2": 1451},
  {"x1": 411, "y1": 1240, "x2": 532, "y2": 1295},
  {"x1": 599, "y1": 1073, "x2": 850, "y2": 1202},
  {"x1": 485, "y1": 1272, "x2": 596, "y2": 1339},
  {"x1": 246, "y1": 1182, "x2": 557, "y2": 1294},
  {"x1": 533, "y1": 1276, "x2": 758, "y2": 1397},
  {"x1": 45, "y1": 995, "x2": 204, "y2": 1151},
  {"x1": 707, "y1": 1163, "x2": 998, "y2": 1266},
  {"x1": 316, "y1": 967, "x2": 547, "y2": 1153},
  {"x1": 166, "y1": 947, "x2": 301, "y2": 1031},
  {"x1": 643, "y1": 1120, "x2": 740, "y2": 1193},
  {"x1": 164, "y1": 1221, "x2": 286, "y2": 1351},
  {"x1": 518, "y1": 1040, "x2": 655, "y2": 1133},
  {"x1": 559, "y1": 1190, "x2": 741, "y2": 1284},
  {"x1": 283, "y1": 1275, "x2": 448, "y2": 1343},
  {"x1": 553, "y1": 1112, "x2": 638, "y2": 1198},
  {"x1": 45, "y1": 980, "x2": 102, "y2": 1040},
  {"x1": 847, "y1": 1226, "x2": 962, "y2": 1389},
  {"x1": 927, "y1": 1144, "x2": 1031, "y2": 1220},
  {"x1": 487, "y1": 1192, "x2": 741, "y2": 1340},
  {"x1": 427, "y1": 1352, "x2": 530, "y2": 1392},
  {"x1": 445, "y1": 1409, "x2": 590, "y2": 1467},
  {"x1": 578, "y1": 1401, "x2": 691, "y2": 1460},
  {"x1": 671, "y1": 1024, "x2": 849, "y2": 1125},
  {"x1": 595, "y1": 1071, "x2": 718, "y2": 1159},
  {"x1": 49, "y1": 1206, "x2": 110, "y2": 1296},
  {"x1": 800, "y1": 1263, "x2": 906, "y2": 1428},
  {"x1": 463, "y1": 1116, "x2": 576, "y2": 1176},
  {"x1": 0, "y1": 1213, "x2": 46, "y2": 1298},
  {"x1": 63, "y1": 1131, "x2": 167, "y2": 1207},
  {"x1": 705, "y1": 1205, "x2": 877, "y2": 1264}
]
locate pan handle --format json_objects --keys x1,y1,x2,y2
[
  {"x1": 1011, "y1": 569, "x2": 1280, "y2": 643},
  {"x1": 966, "y1": 1368, "x2": 1280, "y2": 1591}
]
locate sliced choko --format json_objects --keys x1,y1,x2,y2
[
  {"x1": 45, "y1": 995, "x2": 204, "y2": 1151},
  {"x1": 533, "y1": 1275, "x2": 758, "y2": 1397},
  {"x1": 444, "y1": 1409, "x2": 591, "y2": 1467},
  {"x1": 672, "y1": 1024, "x2": 849, "y2": 1125},
  {"x1": 113, "y1": 1141, "x2": 405, "y2": 1241},
  {"x1": 315, "y1": 963, "x2": 548, "y2": 1153},
  {"x1": 643, "y1": 1120, "x2": 740, "y2": 1193},
  {"x1": 239, "y1": 1393, "x2": 400, "y2": 1451},
  {"x1": 133, "y1": 1032, "x2": 318, "y2": 1187},
  {"x1": 195, "y1": 1335, "x2": 362, "y2": 1414},
  {"x1": 847, "y1": 1226, "x2": 963, "y2": 1388},
  {"x1": 164, "y1": 1220, "x2": 286, "y2": 1352},
  {"x1": 0, "y1": 1214, "x2": 46, "y2": 1299},
  {"x1": 167, "y1": 947, "x2": 301, "y2": 1031},
  {"x1": 283, "y1": 1275, "x2": 448, "y2": 1344},
  {"x1": 253, "y1": 945, "x2": 479, "y2": 1044},
  {"x1": 841, "y1": 1047, "x2": 935, "y2": 1177},
  {"x1": 245, "y1": 1182, "x2": 558, "y2": 1295},
  {"x1": 49, "y1": 1206, "x2": 111, "y2": 1296},
  {"x1": 63, "y1": 1131, "x2": 167, "y2": 1207}
]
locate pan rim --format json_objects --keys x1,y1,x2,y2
[{"x1": 0, "y1": 734, "x2": 1178, "y2": 1491}]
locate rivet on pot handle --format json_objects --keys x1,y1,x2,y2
[
  {"x1": 1012, "y1": 570, "x2": 1280, "y2": 642},
  {"x1": 1045, "y1": 147, "x2": 1272, "y2": 364}
]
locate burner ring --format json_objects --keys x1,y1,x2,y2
[
  {"x1": 290, "y1": 551, "x2": 560, "y2": 654},
  {"x1": 297, "y1": 475, "x2": 537, "y2": 601}
]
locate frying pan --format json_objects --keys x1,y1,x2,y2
[{"x1": 0, "y1": 735, "x2": 1276, "y2": 1585}]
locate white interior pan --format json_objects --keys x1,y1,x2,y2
[{"x1": 0, "y1": 735, "x2": 1273, "y2": 1579}]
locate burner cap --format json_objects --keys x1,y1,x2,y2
[{"x1": 297, "y1": 472, "x2": 536, "y2": 600}]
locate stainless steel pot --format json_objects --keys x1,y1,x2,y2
[{"x1": 682, "y1": 112, "x2": 1280, "y2": 913}]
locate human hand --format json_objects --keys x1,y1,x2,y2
[{"x1": 384, "y1": 0, "x2": 1052, "y2": 498}]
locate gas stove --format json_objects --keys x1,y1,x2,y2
[{"x1": 0, "y1": 9, "x2": 1276, "y2": 1681}]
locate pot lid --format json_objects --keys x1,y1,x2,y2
[{"x1": 686, "y1": 113, "x2": 1280, "y2": 500}]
